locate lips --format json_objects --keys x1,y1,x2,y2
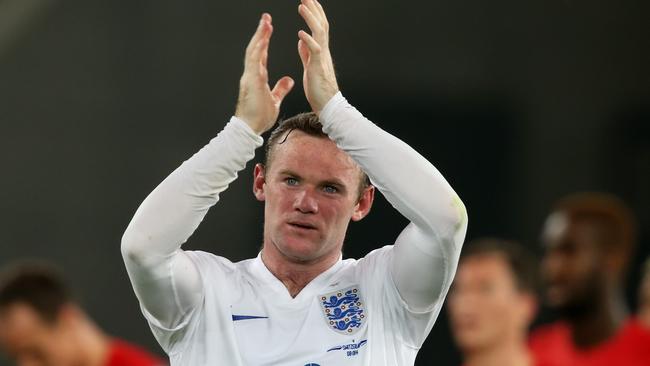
[{"x1": 287, "y1": 220, "x2": 318, "y2": 230}]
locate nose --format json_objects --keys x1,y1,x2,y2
[
  {"x1": 541, "y1": 251, "x2": 564, "y2": 283},
  {"x1": 293, "y1": 188, "x2": 318, "y2": 214}
]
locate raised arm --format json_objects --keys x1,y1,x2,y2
[
  {"x1": 297, "y1": 0, "x2": 468, "y2": 311},
  {"x1": 120, "y1": 14, "x2": 293, "y2": 328}
]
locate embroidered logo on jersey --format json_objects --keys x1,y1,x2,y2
[
  {"x1": 319, "y1": 286, "x2": 366, "y2": 335},
  {"x1": 327, "y1": 339, "x2": 367, "y2": 357}
]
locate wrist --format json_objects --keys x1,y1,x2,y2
[
  {"x1": 234, "y1": 113, "x2": 264, "y2": 135},
  {"x1": 313, "y1": 89, "x2": 338, "y2": 114},
  {"x1": 231, "y1": 116, "x2": 266, "y2": 139}
]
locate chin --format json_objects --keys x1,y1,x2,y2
[
  {"x1": 276, "y1": 238, "x2": 323, "y2": 263},
  {"x1": 545, "y1": 288, "x2": 570, "y2": 309},
  {"x1": 456, "y1": 335, "x2": 489, "y2": 353}
]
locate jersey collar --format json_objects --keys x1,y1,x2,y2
[{"x1": 250, "y1": 252, "x2": 344, "y2": 304}]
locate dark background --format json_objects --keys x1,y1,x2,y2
[{"x1": 1, "y1": 0, "x2": 648, "y2": 365}]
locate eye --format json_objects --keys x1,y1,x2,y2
[
  {"x1": 285, "y1": 177, "x2": 299, "y2": 186},
  {"x1": 323, "y1": 185, "x2": 338, "y2": 194}
]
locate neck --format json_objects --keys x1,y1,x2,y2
[
  {"x1": 69, "y1": 314, "x2": 110, "y2": 366},
  {"x1": 464, "y1": 339, "x2": 532, "y2": 366},
  {"x1": 568, "y1": 288, "x2": 628, "y2": 348},
  {"x1": 261, "y1": 244, "x2": 340, "y2": 297}
]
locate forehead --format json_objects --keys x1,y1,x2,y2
[
  {"x1": 542, "y1": 211, "x2": 599, "y2": 251},
  {"x1": 457, "y1": 254, "x2": 514, "y2": 282},
  {"x1": 268, "y1": 131, "x2": 360, "y2": 180}
]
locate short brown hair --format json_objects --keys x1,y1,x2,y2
[
  {"x1": 460, "y1": 238, "x2": 539, "y2": 294},
  {"x1": 264, "y1": 112, "x2": 371, "y2": 197},
  {"x1": 0, "y1": 262, "x2": 72, "y2": 323}
]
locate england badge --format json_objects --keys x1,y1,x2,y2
[{"x1": 318, "y1": 285, "x2": 366, "y2": 335}]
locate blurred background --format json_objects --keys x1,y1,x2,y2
[{"x1": 0, "y1": 0, "x2": 648, "y2": 364}]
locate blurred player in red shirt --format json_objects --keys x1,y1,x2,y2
[
  {"x1": 449, "y1": 238, "x2": 543, "y2": 366},
  {"x1": 0, "y1": 262, "x2": 165, "y2": 366},
  {"x1": 529, "y1": 192, "x2": 650, "y2": 366}
]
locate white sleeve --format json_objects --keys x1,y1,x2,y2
[
  {"x1": 121, "y1": 117, "x2": 263, "y2": 329},
  {"x1": 319, "y1": 92, "x2": 468, "y2": 312}
]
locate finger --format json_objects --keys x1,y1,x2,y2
[
  {"x1": 301, "y1": 0, "x2": 324, "y2": 24},
  {"x1": 298, "y1": 4, "x2": 325, "y2": 40},
  {"x1": 271, "y1": 76, "x2": 295, "y2": 103},
  {"x1": 245, "y1": 14, "x2": 267, "y2": 53},
  {"x1": 312, "y1": 0, "x2": 328, "y2": 22},
  {"x1": 298, "y1": 30, "x2": 322, "y2": 57},
  {"x1": 297, "y1": 39, "x2": 309, "y2": 68},
  {"x1": 260, "y1": 43, "x2": 268, "y2": 70},
  {"x1": 245, "y1": 13, "x2": 272, "y2": 58},
  {"x1": 260, "y1": 25, "x2": 273, "y2": 70},
  {"x1": 246, "y1": 35, "x2": 268, "y2": 73},
  {"x1": 246, "y1": 24, "x2": 272, "y2": 71},
  {"x1": 259, "y1": 44, "x2": 269, "y2": 79}
]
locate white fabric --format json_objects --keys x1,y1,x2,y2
[{"x1": 122, "y1": 93, "x2": 468, "y2": 365}]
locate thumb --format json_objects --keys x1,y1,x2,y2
[{"x1": 271, "y1": 76, "x2": 295, "y2": 104}]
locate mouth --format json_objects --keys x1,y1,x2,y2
[
  {"x1": 287, "y1": 221, "x2": 318, "y2": 231},
  {"x1": 545, "y1": 284, "x2": 568, "y2": 303},
  {"x1": 454, "y1": 315, "x2": 478, "y2": 329}
]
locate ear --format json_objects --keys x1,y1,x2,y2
[
  {"x1": 351, "y1": 185, "x2": 375, "y2": 222},
  {"x1": 253, "y1": 163, "x2": 266, "y2": 201},
  {"x1": 518, "y1": 292, "x2": 538, "y2": 327}
]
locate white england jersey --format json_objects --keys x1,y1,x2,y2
[
  {"x1": 143, "y1": 248, "x2": 440, "y2": 365},
  {"x1": 123, "y1": 93, "x2": 468, "y2": 366}
]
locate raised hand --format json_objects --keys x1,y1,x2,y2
[
  {"x1": 297, "y1": 0, "x2": 340, "y2": 114},
  {"x1": 235, "y1": 13, "x2": 294, "y2": 134}
]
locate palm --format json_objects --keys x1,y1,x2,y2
[{"x1": 235, "y1": 14, "x2": 294, "y2": 134}]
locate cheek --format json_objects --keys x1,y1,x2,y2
[
  {"x1": 328, "y1": 198, "x2": 357, "y2": 219},
  {"x1": 35, "y1": 328, "x2": 74, "y2": 364},
  {"x1": 449, "y1": 290, "x2": 510, "y2": 343},
  {"x1": 565, "y1": 256, "x2": 599, "y2": 287},
  {"x1": 447, "y1": 289, "x2": 471, "y2": 314},
  {"x1": 323, "y1": 204, "x2": 354, "y2": 234},
  {"x1": 476, "y1": 290, "x2": 513, "y2": 323},
  {"x1": 542, "y1": 252, "x2": 562, "y2": 276},
  {"x1": 265, "y1": 189, "x2": 292, "y2": 214}
]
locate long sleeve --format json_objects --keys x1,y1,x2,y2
[
  {"x1": 121, "y1": 117, "x2": 263, "y2": 328},
  {"x1": 319, "y1": 92, "x2": 468, "y2": 312}
]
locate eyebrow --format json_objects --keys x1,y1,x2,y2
[
  {"x1": 277, "y1": 169, "x2": 301, "y2": 179},
  {"x1": 277, "y1": 170, "x2": 348, "y2": 191}
]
